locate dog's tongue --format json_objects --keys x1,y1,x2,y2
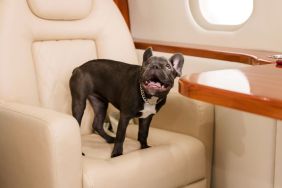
[{"x1": 148, "y1": 81, "x2": 161, "y2": 88}]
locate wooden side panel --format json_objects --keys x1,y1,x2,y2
[{"x1": 113, "y1": 0, "x2": 130, "y2": 29}]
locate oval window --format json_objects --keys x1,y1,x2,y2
[{"x1": 189, "y1": 0, "x2": 254, "y2": 30}]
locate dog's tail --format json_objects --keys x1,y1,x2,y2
[{"x1": 104, "y1": 115, "x2": 114, "y2": 133}]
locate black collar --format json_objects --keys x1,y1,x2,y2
[{"x1": 139, "y1": 84, "x2": 163, "y2": 105}]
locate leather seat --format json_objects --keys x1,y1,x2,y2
[
  {"x1": 82, "y1": 127, "x2": 205, "y2": 188},
  {"x1": 0, "y1": 0, "x2": 213, "y2": 187}
]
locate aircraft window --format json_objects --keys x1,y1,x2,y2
[{"x1": 189, "y1": 0, "x2": 253, "y2": 30}]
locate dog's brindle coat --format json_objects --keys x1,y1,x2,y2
[{"x1": 70, "y1": 48, "x2": 184, "y2": 157}]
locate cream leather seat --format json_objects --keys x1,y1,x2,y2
[{"x1": 0, "y1": 0, "x2": 213, "y2": 188}]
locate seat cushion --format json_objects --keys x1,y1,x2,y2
[
  {"x1": 81, "y1": 125, "x2": 206, "y2": 188},
  {"x1": 27, "y1": 0, "x2": 92, "y2": 20}
]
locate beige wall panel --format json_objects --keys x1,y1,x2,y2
[
  {"x1": 213, "y1": 106, "x2": 276, "y2": 188},
  {"x1": 129, "y1": 0, "x2": 282, "y2": 52},
  {"x1": 274, "y1": 120, "x2": 282, "y2": 188}
]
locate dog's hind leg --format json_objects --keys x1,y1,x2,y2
[
  {"x1": 70, "y1": 86, "x2": 88, "y2": 126},
  {"x1": 88, "y1": 95, "x2": 115, "y2": 143},
  {"x1": 69, "y1": 70, "x2": 89, "y2": 125},
  {"x1": 72, "y1": 98, "x2": 86, "y2": 125}
]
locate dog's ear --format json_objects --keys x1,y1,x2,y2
[
  {"x1": 143, "y1": 47, "x2": 153, "y2": 63},
  {"x1": 169, "y1": 53, "x2": 184, "y2": 77}
]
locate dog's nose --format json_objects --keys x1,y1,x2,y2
[{"x1": 152, "y1": 64, "x2": 160, "y2": 69}]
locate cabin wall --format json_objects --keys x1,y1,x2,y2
[
  {"x1": 214, "y1": 107, "x2": 276, "y2": 188},
  {"x1": 128, "y1": 1, "x2": 282, "y2": 188},
  {"x1": 275, "y1": 121, "x2": 282, "y2": 188},
  {"x1": 128, "y1": 0, "x2": 282, "y2": 52}
]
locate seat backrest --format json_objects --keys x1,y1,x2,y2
[{"x1": 0, "y1": 0, "x2": 138, "y2": 133}]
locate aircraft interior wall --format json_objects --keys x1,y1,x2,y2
[{"x1": 129, "y1": 0, "x2": 282, "y2": 52}]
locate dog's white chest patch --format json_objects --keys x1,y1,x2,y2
[{"x1": 140, "y1": 103, "x2": 156, "y2": 118}]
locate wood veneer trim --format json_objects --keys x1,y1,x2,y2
[
  {"x1": 134, "y1": 39, "x2": 278, "y2": 65},
  {"x1": 179, "y1": 77, "x2": 282, "y2": 120},
  {"x1": 113, "y1": 0, "x2": 131, "y2": 29}
]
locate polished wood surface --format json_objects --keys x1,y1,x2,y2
[
  {"x1": 179, "y1": 64, "x2": 282, "y2": 120},
  {"x1": 135, "y1": 39, "x2": 279, "y2": 65},
  {"x1": 113, "y1": 0, "x2": 131, "y2": 29}
]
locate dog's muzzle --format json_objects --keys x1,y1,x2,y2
[
  {"x1": 140, "y1": 70, "x2": 174, "y2": 96},
  {"x1": 143, "y1": 76, "x2": 170, "y2": 91}
]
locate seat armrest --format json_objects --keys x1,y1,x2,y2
[
  {"x1": 0, "y1": 101, "x2": 82, "y2": 188},
  {"x1": 152, "y1": 91, "x2": 214, "y2": 142},
  {"x1": 152, "y1": 90, "x2": 214, "y2": 157},
  {"x1": 151, "y1": 91, "x2": 214, "y2": 187}
]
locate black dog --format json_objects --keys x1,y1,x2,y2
[{"x1": 70, "y1": 48, "x2": 184, "y2": 157}]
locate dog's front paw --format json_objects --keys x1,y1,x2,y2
[
  {"x1": 111, "y1": 152, "x2": 122, "y2": 158},
  {"x1": 111, "y1": 149, "x2": 123, "y2": 157},
  {"x1": 141, "y1": 144, "x2": 151, "y2": 149},
  {"x1": 111, "y1": 144, "x2": 123, "y2": 158}
]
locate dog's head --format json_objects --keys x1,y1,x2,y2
[{"x1": 140, "y1": 48, "x2": 184, "y2": 98}]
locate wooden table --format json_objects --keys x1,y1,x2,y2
[{"x1": 179, "y1": 64, "x2": 282, "y2": 120}]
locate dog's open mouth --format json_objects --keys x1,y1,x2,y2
[{"x1": 143, "y1": 77, "x2": 170, "y2": 90}]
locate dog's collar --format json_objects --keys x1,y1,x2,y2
[{"x1": 139, "y1": 84, "x2": 162, "y2": 105}]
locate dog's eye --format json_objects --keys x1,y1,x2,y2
[{"x1": 166, "y1": 64, "x2": 172, "y2": 69}]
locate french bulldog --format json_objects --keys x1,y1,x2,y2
[{"x1": 69, "y1": 48, "x2": 184, "y2": 157}]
